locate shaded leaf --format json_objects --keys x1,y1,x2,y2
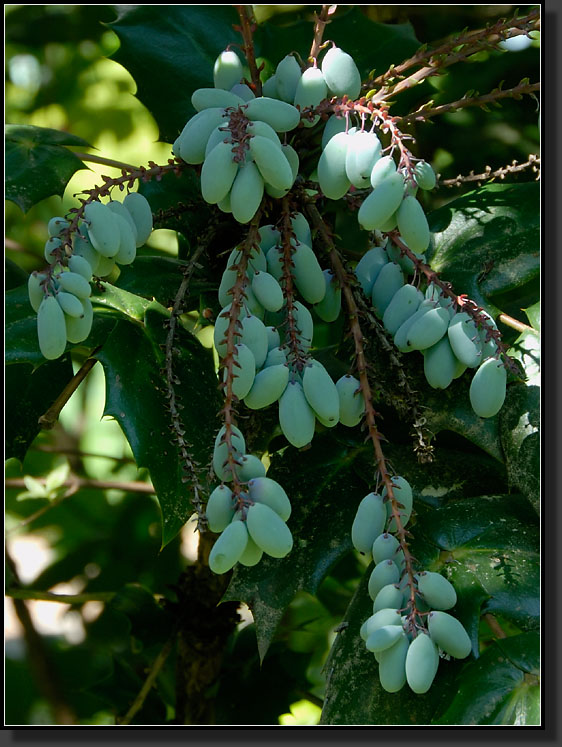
[
  {"x1": 409, "y1": 495, "x2": 539, "y2": 638},
  {"x1": 319, "y1": 569, "x2": 464, "y2": 725},
  {"x1": 427, "y1": 183, "x2": 540, "y2": 313},
  {"x1": 499, "y1": 384, "x2": 540, "y2": 515},
  {"x1": 115, "y1": 256, "x2": 214, "y2": 308},
  {"x1": 95, "y1": 304, "x2": 221, "y2": 546},
  {"x1": 138, "y1": 168, "x2": 213, "y2": 237},
  {"x1": 213, "y1": 625, "x2": 312, "y2": 725},
  {"x1": 223, "y1": 434, "x2": 368, "y2": 661},
  {"x1": 5, "y1": 358, "x2": 74, "y2": 460},
  {"x1": 434, "y1": 633, "x2": 540, "y2": 725},
  {"x1": 353, "y1": 440, "x2": 509, "y2": 511},
  {"x1": 423, "y1": 379, "x2": 505, "y2": 462},
  {"x1": 5, "y1": 124, "x2": 90, "y2": 212},
  {"x1": 108, "y1": 5, "x2": 241, "y2": 143},
  {"x1": 5, "y1": 284, "x2": 48, "y2": 367}
]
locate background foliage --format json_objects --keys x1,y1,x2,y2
[{"x1": 5, "y1": 4, "x2": 540, "y2": 726}]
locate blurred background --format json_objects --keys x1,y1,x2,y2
[{"x1": 5, "y1": 4, "x2": 540, "y2": 726}]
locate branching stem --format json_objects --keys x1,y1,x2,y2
[
  {"x1": 306, "y1": 202, "x2": 422, "y2": 631},
  {"x1": 38, "y1": 355, "x2": 99, "y2": 430},
  {"x1": 369, "y1": 8, "x2": 540, "y2": 99},
  {"x1": 217, "y1": 211, "x2": 263, "y2": 508},
  {"x1": 164, "y1": 244, "x2": 209, "y2": 527},
  {"x1": 234, "y1": 5, "x2": 263, "y2": 95}
]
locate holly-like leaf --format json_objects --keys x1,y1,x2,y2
[
  {"x1": 5, "y1": 125, "x2": 90, "y2": 212},
  {"x1": 138, "y1": 169, "x2": 213, "y2": 238},
  {"x1": 115, "y1": 257, "x2": 214, "y2": 308},
  {"x1": 409, "y1": 495, "x2": 540, "y2": 638},
  {"x1": 319, "y1": 569, "x2": 464, "y2": 725},
  {"x1": 507, "y1": 309, "x2": 540, "y2": 388},
  {"x1": 499, "y1": 384, "x2": 540, "y2": 515},
  {"x1": 353, "y1": 441, "x2": 509, "y2": 510},
  {"x1": 91, "y1": 281, "x2": 152, "y2": 322},
  {"x1": 434, "y1": 633, "x2": 540, "y2": 725},
  {"x1": 427, "y1": 183, "x2": 540, "y2": 313},
  {"x1": 5, "y1": 284, "x2": 48, "y2": 367},
  {"x1": 5, "y1": 359, "x2": 74, "y2": 461},
  {"x1": 222, "y1": 434, "x2": 369, "y2": 661},
  {"x1": 422, "y1": 378, "x2": 505, "y2": 462},
  {"x1": 108, "y1": 6, "x2": 421, "y2": 145},
  {"x1": 95, "y1": 303, "x2": 221, "y2": 546},
  {"x1": 108, "y1": 5, "x2": 241, "y2": 144}
]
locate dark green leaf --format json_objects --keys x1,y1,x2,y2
[
  {"x1": 422, "y1": 379, "x2": 505, "y2": 462},
  {"x1": 6, "y1": 258, "x2": 29, "y2": 290},
  {"x1": 223, "y1": 434, "x2": 368, "y2": 661},
  {"x1": 105, "y1": 583, "x2": 174, "y2": 649},
  {"x1": 427, "y1": 183, "x2": 540, "y2": 312},
  {"x1": 320, "y1": 569, "x2": 464, "y2": 725},
  {"x1": 115, "y1": 256, "x2": 214, "y2": 307},
  {"x1": 499, "y1": 384, "x2": 540, "y2": 514},
  {"x1": 353, "y1": 441, "x2": 508, "y2": 510},
  {"x1": 108, "y1": 5, "x2": 241, "y2": 143},
  {"x1": 434, "y1": 633, "x2": 540, "y2": 725},
  {"x1": 139, "y1": 168, "x2": 213, "y2": 237},
  {"x1": 95, "y1": 305, "x2": 221, "y2": 546},
  {"x1": 214, "y1": 625, "x2": 312, "y2": 725},
  {"x1": 5, "y1": 359, "x2": 74, "y2": 461},
  {"x1": 5, "y1": 124, "x2": 90, "y2": 212},
  {"x1": 409, "y1": 495, "x2": 539, "y2": 637},
  {"x1": 91, "y1": 281, "x2": 152, "y2": 322}
]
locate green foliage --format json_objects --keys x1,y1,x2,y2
[
  {"x1": 5, "y1": 4, "x2": 540, "y2": 728},
  {"x1": 6, "y1": 125, "x2": 90, "y2": 213}
]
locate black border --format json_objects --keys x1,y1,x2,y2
[{"x1": 3, "y1": 1, "x2": 559, "y2": 745}]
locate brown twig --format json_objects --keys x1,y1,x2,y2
[
  {"x1": 70, "y1": 151, "x2": 139, "y2": 171},
  {"x1": 38, "y1": 355, "x2": 99, "y2": 430},
  {"x1": 163, "y1": 242, "x2": 209, "y2": 528},
  {"x1": 215, "y1": 211, "x2": 263, "y2": 508},
  {"x1": 400, "y1": 80, "x2": 540, "y2": 126},
  {"x1": 306, "y1": 202, "x2": 424, "y2": 632},
  {"x1": 118, "y1": 632, "x2": 177, "y2": 725},
  {"x1": 6, "y1": 589, "x2": 116, "y2": 604},
  {"x1": 483, "y1": 613, "x2": 508, "y2": 639},
  {"x1": 234, "y1": 5, "x2": 262, "y2": 95},
  {"x1": 6, "y1": 477, "x2": 155, "y2": 493},
  {"x1": 309, "y1": 5, "x2": 336, "y2": 61},
  {"x1": 438, "y1": 155, "x2": 540, "y2": 188},
  {"x1": 369, "y1": 8, "x2": 540, "y2": 98}
]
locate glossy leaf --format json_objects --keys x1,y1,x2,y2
[
  {"x1": 320, "y1": 569, "x2": 463, "y2": 724},
  {"x1": 5, "y1": 359, "x2": 74, "y2": 461},
  {"x1": 434, "y1": 633, "x2": 540, "y2": 725},
  {"x1": 108, "y1": 5, "x2": 241, "y2": 143},
  {"x1": 115, "y1": 257, "x2": 213, "y2": 308},
  {"x1": 223, "y1": 434, "x2": 369, "y2": 661},
  {"x1": 428, "y1": 183, "x2": 540, "y2": 313},
  {"x1": 499, "y1": 385, "x2": 540, "y2": 515},
  {"x1": 6, "y1": 124, "x2": 90, "y2": 212},
  {"x1": 95, "y1": 303, "x2": 221, "y2": 546},
  {"x1": 409, "y1": 495, "x2": 539, "y2": 640}
]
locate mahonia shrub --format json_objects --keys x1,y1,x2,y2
[{"x1": 5, "y1": 4, "x2": 540, "y2": 727}]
